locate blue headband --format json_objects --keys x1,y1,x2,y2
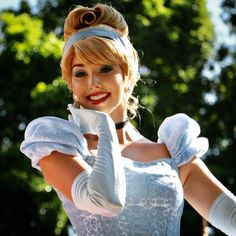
[{"x1": 63, "y1": 27, "x2": 128, "y2": 54}]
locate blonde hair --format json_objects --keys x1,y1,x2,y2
[{"x1": 60, "y1": 4, "x2": 140, "y2": 119}]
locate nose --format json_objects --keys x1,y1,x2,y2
[{"x1": 89, "y1": 74, "x2": 101, "y2": 89}]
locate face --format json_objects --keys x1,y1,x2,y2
[{"x1": 71, "y1": 55, "x2": 127, "y2": 121}]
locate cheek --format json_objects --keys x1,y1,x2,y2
[
  {"x1": 71, "y1": 80, "x2": 84, "y2": 99},
  {"x1": 114, "y1": 74, "x2": 124, "y2": 87},
  {"x1": 71, "y1": 79, "x2": 78, "y2": 90},
  {"x1": 113, "y1": 78, "x2": 125, "y2": 96},
  {"x1": 116, "y1": 81, "x2": 126, "y2": 102}
]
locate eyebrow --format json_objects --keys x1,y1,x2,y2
[{"x1": 72, "y1": 63, "x2": 84, "y2": 68}]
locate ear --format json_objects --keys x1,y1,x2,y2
[
  {"x1": 124, "y1": 85, "x2": 131, "y2": 94},
  {"x1": 123, "y1": 77, "x2": 131, "y2": 93}
]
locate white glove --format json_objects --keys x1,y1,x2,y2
[
  {"x1": 209, "y1": 191, "x2": 236, "y2": 236},
  {"x1": 68, "y1": 104, "x2": 126, "y2": 216}
]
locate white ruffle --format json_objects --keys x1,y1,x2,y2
[{"x1": 157, "y1": 113, "x2": 208, "y2": 166}]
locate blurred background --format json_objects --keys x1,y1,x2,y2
[{"x1": 0, "y1": 0, "x2": 235, "y2": 235}]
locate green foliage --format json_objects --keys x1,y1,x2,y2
[
  {"x1": 0, "y1": 0, "x2": 235, "y2": 235},
  {"x1": 0, "y1": 8, "x2": 68, "y2": 236},
  {"x1": 1, "y1": 12, "x2": 43, "y2": 63},
  {"x1": 31, "y1": 77, "x2": 72, "y2": 118},
  {"x1": 125, "y1": 0, "x2": 215, "y2": 142}
]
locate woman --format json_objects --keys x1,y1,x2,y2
[{"x1": 20, "y1": 3, "x2": 236, "y2": 236}]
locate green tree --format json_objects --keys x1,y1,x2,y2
[
  {"x1": 201, "y1": 1, "x2": 236, "y2": 233},
  {"x1": 0, "y1": 10, "x2": 69, "y2": 236}
]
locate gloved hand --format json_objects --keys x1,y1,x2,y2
[
  {"x1": 68, "y1": 104, "x2": 115, "y2": 135},
  {"x1": 68, "y1": 104, "x2": 126, "y2": 216}
]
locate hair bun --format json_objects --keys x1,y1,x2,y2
[
  {"x1": 64, "y1": 4, "x2": 128, "y2": 40},
  {"x1": 80, "y1": 10, "x2": 99, "y2": 26}
]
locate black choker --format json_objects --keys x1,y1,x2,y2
[{"x1": 115, "y1": 120, "x2": 129, "y2": 130}]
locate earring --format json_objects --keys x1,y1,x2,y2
[{"x1": 125, "y1": 86, "x2": 131, "y2": 94}]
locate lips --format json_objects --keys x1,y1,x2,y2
[{"x1": 86, "y1": 92, "x2": 110, "y2": 105}]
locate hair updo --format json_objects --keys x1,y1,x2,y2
[{"x1": 60, "y1": 4, "x2": 140, "y2": 119}]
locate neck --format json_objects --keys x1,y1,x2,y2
[
  {"x1": 116, "y1": 127, "x2": 130, "y2": 144},
  {"x1": 84, "y1": 123, "x2": 141, "y2": 148}
]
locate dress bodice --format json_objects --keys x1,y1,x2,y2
[
  {"x1": 20, "y1": 112, "x2": 208, "y2": 235},
  {"x1": 59, "y1": 155, "x2": 184, "y2": 236}
]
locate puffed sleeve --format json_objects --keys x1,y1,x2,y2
[
  {"x1": 157, "y1": 113, "x2": 208, "y2": 166},
  {"x1": 20, "y1": 116, "x2": 89, "y2": 170}
]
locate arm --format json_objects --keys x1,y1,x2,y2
[
  {"x1": 20, "y1": 109, "x2": 126, "y2": 217},
  {"x1": 157, "y1": 113, "x2": 235, "y2": 235},
  {"x1": 181, "y1": 157, "x2": 227, "y2": 220},
  {"x1": 39, "y1": 151, "x2": 91, "y2": 202},
  {"x1": 182, "y1": 158, "x2": 236, "y2": 235},
  {"x1": 68, "y1": 108, "x2": 126, "y2": 216}
]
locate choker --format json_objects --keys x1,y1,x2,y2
[{"x1": 115, "y1": 120, "x2": 129, "y2": 130}]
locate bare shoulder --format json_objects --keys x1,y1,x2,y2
[
  {"x1": 123, "y1": 124, "x2": 170, "y2": 162},
  {"x1": 178, "y1": 157, "x2": 207, "y2": 185},
  {"x1": 121, "y1": 140, "x2": 170, "y2": 162}
]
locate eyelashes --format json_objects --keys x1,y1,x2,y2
[
  {"x1": 73, "y1": 71, "x2": 87, "y2": 78},
  {"x1": 73, "y1": 64, "x2": 115, "y2": 78},
  {"x1": 99, "y1": 65, "x2": 114, "y2": 73}
]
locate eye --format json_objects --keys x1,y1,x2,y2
[
  {"x1": 100, "y1": 65, "x2": 114, "y2": 74},
  {"x1": 73, "y1": 70, "x2": 87, "y2": 78}
]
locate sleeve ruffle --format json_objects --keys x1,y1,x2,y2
[
  {"x1": 20, "y1": 116, "x2": 89, "y2": 170},
  {"x1": 157, "y1": 113, "x2": 208, "y2": 167}
]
